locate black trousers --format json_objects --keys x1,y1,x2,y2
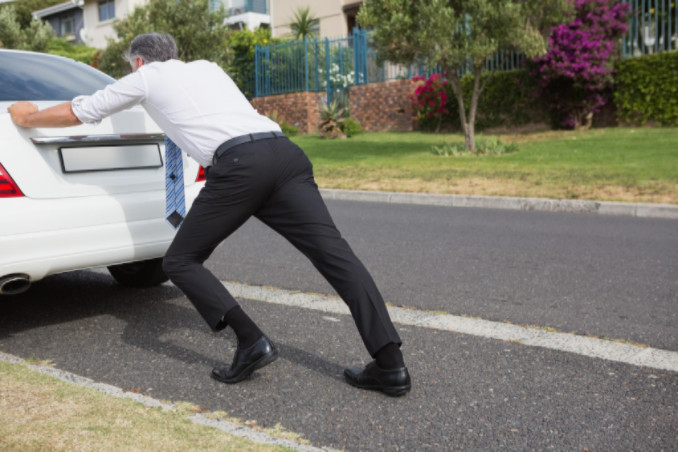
[{"x1": 162, "y1": 136, "x2": 401, "y2": 357}]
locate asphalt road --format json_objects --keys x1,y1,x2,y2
[
  {"x1": 1, "y1": 199, "x2": 677, "y2": 450},
  {"x1": 212, "y1": 199, "x2": 678, "y2": 350}
]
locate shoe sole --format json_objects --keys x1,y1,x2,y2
[
  {"x1": 211, "y1": 348, "x2": 279, "y2": 384},
  {"x1": 344, "y1": 375, "x2": 411, "y2": 397}
]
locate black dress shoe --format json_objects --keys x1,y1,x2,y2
[
  {"x1": 344, "y1": 360, "x2": 411, "y2": 397},
  {"x1": 211, "y1": 335, "x2": 278, "y2": 384}
]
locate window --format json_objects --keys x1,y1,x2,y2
[
  {"x1": 98, "y1": 0, "x2": 115, "y2": 22},
  {"x1": 0, "y1": 51, "x2": 114, "y2": 101},
  {"x1": 309, "y1": 19, "x2": 320, "y2": 36},
  {"x1": 60, "y1": 16, "x2": 74, "y2": 37}
]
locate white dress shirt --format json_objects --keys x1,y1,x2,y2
[{"x1": 71, "y1": 59, "x2": 281, "y2": 168}]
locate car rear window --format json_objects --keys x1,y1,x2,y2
[{"x1": 0, "y1": 51, "x2": 114, "y2": 101}]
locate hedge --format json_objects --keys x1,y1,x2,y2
[
  {"x1": 614, "y1": 51, "x2": 678, "y2": 126},
  {"x1": 469, "y1": 69, "x2": 544, "y2": 130},
  {"x1": 413, "y1": 69, "x2": 546, "y2": 132}
]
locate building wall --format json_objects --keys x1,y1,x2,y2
[
  {"x1": 44, "y1": 9, "x2": 85, "y2": 44},
  {"x1": 77, "y1": 0, "x2": 362, "y2": 48},
  {"x1": 271, "y1": 0, "x2": 362, "y2": 38},
  {"x1": 81, "y1": 0, "x2": 146, "y2": 48}
]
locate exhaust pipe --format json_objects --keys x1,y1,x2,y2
[{"x1": 0, "y1": 274, "x2": 31, "y2": 295}]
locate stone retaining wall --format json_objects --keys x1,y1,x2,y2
[
  {"x1": 250, "y1": 91, "x2": 324, "y2": 135},
  {"x1": 250, "y1": 79, "x2": 416, "y2": 135},
  {"x1": 349, "y1": 79, "x2": 416, "y2": 132}
]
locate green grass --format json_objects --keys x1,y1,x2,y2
[
  {"x1": 292, "y1": 127, "x2": 678, "y2": 203},
  {"x1": 0, "y1": 361, "x2": 295, "y2": 452}
]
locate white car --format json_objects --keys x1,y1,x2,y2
[{"x1": 0, "y1": 49, "x2": 205, "y2": 294}]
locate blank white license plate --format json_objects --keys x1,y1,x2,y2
[{"x1": 59, "y1": 144, "x2": 162, "y2": 173}]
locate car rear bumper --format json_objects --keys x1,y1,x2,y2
[{"x1": 0, "y1": 183, "x2": 203, "y2": 282}]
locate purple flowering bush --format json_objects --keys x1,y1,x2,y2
[{"x1": 533, "y1": 0, "x2": 630, "y2": 129}]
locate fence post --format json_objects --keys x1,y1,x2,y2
[
  {"x1": 315, "y1": 39, "x2": 320, "y2": 92},
  {"x1": 352, "y1": 28, "x2": 367, "y2": 86},
  {"x1": 655, "y1": 0, "x2": 659, "y2": 53},
  {"x1": 265, "y1": 45, "x2": 270, "y2": 96},
  {"x1": 304, "y1": 36, "x2": 309, "y2": 92},
  {"x1": 325, "y1": 37, "x2": 331, "y2": 106},
  {"x1": 254, "y1": 45, "x2": 259, "y2": 97}
]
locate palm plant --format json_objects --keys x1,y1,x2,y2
[
  {"x1": 319, "y1": 101, "x2": 347, "y2": 139},
  {"x1": 290, "y1": 6, "x2": 318, "y2": 40}
]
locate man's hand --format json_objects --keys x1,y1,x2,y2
[
  {"x1": 7, "y1": 101, "x2": 81, "y2": 128},
  {"x1": 8, "y1": 101, "x2": 39, "y2": 127}
]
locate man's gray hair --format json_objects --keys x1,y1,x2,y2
[{"x1": 124, "y1": 32, "x2": 178, "y2": 67}]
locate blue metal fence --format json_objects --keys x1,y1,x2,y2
[
  {"x1": 621, "y1": 0, "x2": 678, "y2": 56},
  {"x1": 254, "y1": 29, "x2": 524, "y2": 104},
  {"x1": 254, "y1": 1, "x2": 676, "y2": 102},
  {"x1": 254, "y1": 32, "x2": 359, "y2": 106}
]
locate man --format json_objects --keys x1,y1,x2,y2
[{"x1": 8, "y1": 32, "x2": 411, "y2": 396}]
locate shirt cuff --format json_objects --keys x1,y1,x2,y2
[{"x1": 71, "y1": 95, "x2": 102, "y2": 125}]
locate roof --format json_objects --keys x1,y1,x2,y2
[{"x1": 32, "y1": 0, "x2": 84, "y2": 19}]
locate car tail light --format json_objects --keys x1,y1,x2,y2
[
  {"x1": 196, "y1": 166, "x2": 206, "y2": 182},
  {"x1": 0, "y1": 163, "x2": 23, "y2": 198}
]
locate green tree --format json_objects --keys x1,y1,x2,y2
[
  {"x1": 358, "y1": 0, "x2": 573, "y2": 152},
  {"x1": 289, "y1": 6, "x2": 318, "y2": 40},
  {"x1": 0, "y1": 0, "x2": 61, "y2": 28},
  {"x1": 0, "y1": 5, "x2": 54, "y2": 51},
  {"x1": 227, "y1": 27, "x2": 277, "y2": 98},
  {"x1": 98, "y1": 0, "x2": 231, "y2": 78}
]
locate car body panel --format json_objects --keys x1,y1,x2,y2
[
  {"x1": 0, "y1": 50, "x2": 205, "y2": 286},
  {"x1": 0, "y1": 184, "x2": 202, "y2": 281}
]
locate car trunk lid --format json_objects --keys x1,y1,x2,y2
[{"x1": 1, "y1": 102, "x2": 201, "y2": 199}]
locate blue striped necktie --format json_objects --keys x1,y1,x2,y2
[{"x1": 164, "y1": 136, "x2": 186, "y2": 229}]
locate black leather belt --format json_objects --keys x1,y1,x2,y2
[{"x1": 212, "y1": 131, "x2": 285, "y2": 165}]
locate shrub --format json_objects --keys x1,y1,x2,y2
[
  {"x1": 467, "y1": 70, "x2": 543, "y2": 130},
  {"x1": 431, "y1": 137, "x2": 518, "y2": 157},
  {"x1": 614, "y1": 52, "x2": 678, "y2": 126},
  {"x1": 280, "y1": 122, "x2": 299, "y2": 137},
  {"x1": 411, "y1": 70, "x2": 543, "y2": 132},
  {"x1": 410, "y1": 74, "x2": 453, "y2": 132},
  {"x1": 340, "y1": 117, "x2": 362, "y2": 137},
  {"x1": 532, "y1": 0, "x2": 630, "y2": 129},
  {"x1": 319, "y1": 101, "x2": 347, "y2": 139},
  {"x1": 266, "y1": 111, "x2": 299, "y2": 137},
  {"x1": 227, "y1": 28, "x2": 277, "y2": 99},
  {"x1": 47, "y1": 37, "x2": 99, "y2": 66}
]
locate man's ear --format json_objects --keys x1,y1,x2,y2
[{"x1": 135, "y1": 56, "x2": 145, "y2": 68}]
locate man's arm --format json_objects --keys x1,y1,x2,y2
[{"x1": 8, "y1": 101, "x2": 82, "y2": 128}]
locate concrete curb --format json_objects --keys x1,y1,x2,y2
[
  {"x1": 0, "y1": 351, "x2": 327, "y2": 452},
  {"x1": 319, "y1": 189, "x2": 678, "y2": 219}
]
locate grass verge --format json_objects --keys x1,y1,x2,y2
[
  {"x1": 0, "y1": 361, "x2": 291, "y2": 452},
  {"x1": 293, "y1": 127, "x2": 678, "y2": 204}
]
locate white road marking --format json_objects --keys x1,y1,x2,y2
[
  {"x1": 224, "y1": 281, "x2": 678, "y2": 373},
  {"x1": 2, "y1": 279, "x2": 675, "y2": 450}
]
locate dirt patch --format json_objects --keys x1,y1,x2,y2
[{"x1": 316, "y1": 176, "x2": 678, "y2": 204}]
